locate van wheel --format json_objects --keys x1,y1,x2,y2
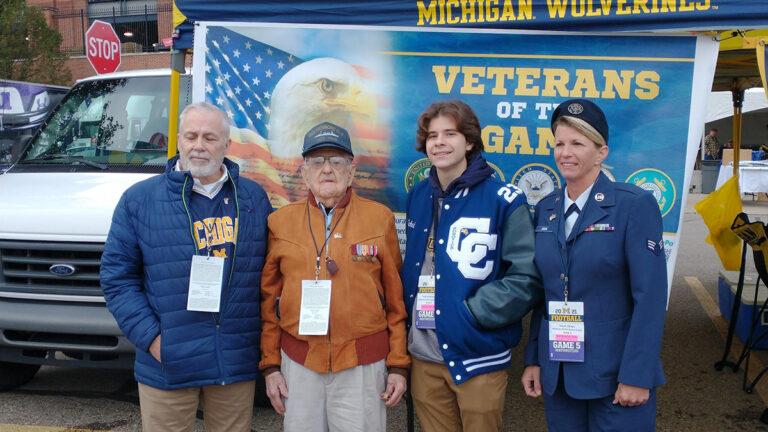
[{"x1": 0, "y1": 362, "x2": 41, "y2": 390}]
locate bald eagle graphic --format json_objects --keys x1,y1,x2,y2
[{"x1": 267, "y1": 57, "x2": 376, "y2": 158}]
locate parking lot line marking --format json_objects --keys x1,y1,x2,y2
[
  {"x1": 686, "y1": 276, "x2": 768, "y2": 406},
  {"x1": 0, "y1": 425, "x2": 120, "y2": 431}
]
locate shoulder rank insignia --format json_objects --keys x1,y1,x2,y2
[{"x1": 647, "y1": 238, "x2": 663, "y2": 255}]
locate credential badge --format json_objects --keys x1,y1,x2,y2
[{"x1": 594, "y1": 192, "x2": 604, "y2": 202}]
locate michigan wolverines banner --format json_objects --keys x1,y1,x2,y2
[
  {"x1": 174, "y1": 1, "x2": 768, "y2": 50},
  {"x1": 192, "y1": 23, "x2": 718, "y2": 283}
]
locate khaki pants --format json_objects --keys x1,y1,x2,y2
[
  {"x1": 138, "y1": 380, "x2": 255, "y2": 432},
  {"x1": 281, "y1": 351, "x2": 387, "y2": 432},
  {"x1": 410, "y1": 357, "x2": 507, "y2": 432}
]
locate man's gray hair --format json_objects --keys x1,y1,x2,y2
[{"x1": 179, "y1": 102, "x2": 230, "y2": 138}]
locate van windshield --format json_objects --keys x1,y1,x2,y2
[{"x1": 16, "y1": 75, "x2": 189, "y2": 171}]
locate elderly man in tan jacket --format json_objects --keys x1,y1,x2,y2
[{"x1": 260, "y1": 122, "x2": 409, "y2": 432}]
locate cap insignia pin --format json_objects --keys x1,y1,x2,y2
[{"x1": 567, "y1": 103, "x2": 584, "y2": 115}]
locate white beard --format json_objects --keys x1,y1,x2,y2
[{"x1": 181, "y1": 152, "x2": 223, "y2": 179}]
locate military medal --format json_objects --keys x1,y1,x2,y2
[
  {"x1": 584, "y1": 223, "x2": 614, "y2": 232},
  {"x1": 351, "y1": 243, "x2": 378, "y2": 262}
]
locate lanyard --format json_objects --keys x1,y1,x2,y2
[
  {"x1": 181, "y1": 175, "x2": 240, "y2": 326},
  {"x1": 203, "y1": 223, "x2": 215, "y2": 257},
  {"x1": 428, "y1": 194, "x2": 443, "y2": 276},
  {"x1": 426, "y1": 223, "x2": 436, "y2": 276},
  {"x1": 558, "y1": 242, "x2": 574, "y2": 304},
  {"x1": 557, "y1": 196, "x2": 590, "y2": 304},
  {"x1": 306, "y1": 200, "x2": 346, "y2": 280}
]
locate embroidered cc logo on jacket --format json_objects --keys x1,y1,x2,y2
[{"x1": 446, "y1": 217, "x2": 497, "y2": 280}]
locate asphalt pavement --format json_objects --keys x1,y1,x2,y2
[{"x1": 3, "y1": 192, "x2": 768, "y2": 431}]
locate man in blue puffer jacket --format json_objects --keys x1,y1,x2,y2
[{"x1": 101, "y1": 102, "x2": 271, "y2": 432}]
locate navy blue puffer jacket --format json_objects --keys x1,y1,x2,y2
[{"x1": 101, "y1": 156, "x2": 270, "y2": 389}]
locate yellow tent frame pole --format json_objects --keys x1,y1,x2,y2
[
  {"x1": 167, "y1": 70, "x2": 181, "y2": 159},
  {"x1": 167, "y1": 49, "x2": 187, "y2": 160},
  {"x1": 729, "y1": 84, "x2": 747, "y2": 186}
]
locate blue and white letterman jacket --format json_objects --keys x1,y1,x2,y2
[{"x1": 402, "y1": 161, "x2": 543, "y2": 385}]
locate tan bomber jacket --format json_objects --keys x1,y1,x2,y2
[{"x1": 259, "y1": 188, "x2": 410, "y2": 374}]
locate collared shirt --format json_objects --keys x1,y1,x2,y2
[
  {"x1": 563, "y1": 183, "x2": 594, "y2": 238},
  {"x1": 317, "y1": 202, "x2": 336, "y2": 240},
  {"x1": 174, "y1": 161, "x2": 229, "y2": 198}
]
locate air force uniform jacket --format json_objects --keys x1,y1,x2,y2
[{"x1": 524, "y1": 172, "x2": 667, "y2": 399}]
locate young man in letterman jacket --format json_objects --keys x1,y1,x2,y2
[{"x1": 401, "y1": 100, "x2": 544, "y2": 432}]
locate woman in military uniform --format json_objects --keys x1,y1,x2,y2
[{"x1": 520, "y1": 99, "x2": 667, "y2": 431}]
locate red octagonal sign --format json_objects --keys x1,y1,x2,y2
[{"x1": 86, "y1": 20, "x2": 121, "y2": 74}]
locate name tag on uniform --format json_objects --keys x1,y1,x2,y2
[
  {"x1": 187, "y1": 255, "x2": 224, "y2": 312},
  {"x1": 548, "y1": 301, "x2": 585, "y2": 362},
  {"x1": 415, "y1": 275, "x2": 436, "y2": 329},
  {"x1": 298, "y1": 279, "x2": 332, "y2": 335}
]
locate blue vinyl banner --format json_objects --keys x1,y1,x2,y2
[
  {"x1": 192, "y1": 23, "x2": 718, "y2": 282},
  {"x1": 174, "y1": 1, "x2": 768, "y2": 50}
]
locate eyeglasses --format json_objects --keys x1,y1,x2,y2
[{"x1": 304, "y1": 156, "x2": 352, "y2": 170}]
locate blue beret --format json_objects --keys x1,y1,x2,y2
[{"x1": 550, "y1": 99, "x2": 609, "y2": 144}]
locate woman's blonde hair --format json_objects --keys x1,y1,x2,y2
[{"x1": 552, "y1": 116, "x2": 606, "y2": 148}]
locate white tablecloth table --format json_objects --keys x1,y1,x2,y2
[{"x1": 716, "y1": 161, "x2": 768, "y2": 193}]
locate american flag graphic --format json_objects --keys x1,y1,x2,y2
[{"x1": 204, "y1": 26, "x2": 303, "y2": 142}]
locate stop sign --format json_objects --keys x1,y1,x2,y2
[{"x1": 86, "y1": 20, "x2": 121, "y2": 74}]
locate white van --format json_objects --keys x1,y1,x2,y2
[{"x1": 0, "y1": 69, "x2": 191, "y2": 389}]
